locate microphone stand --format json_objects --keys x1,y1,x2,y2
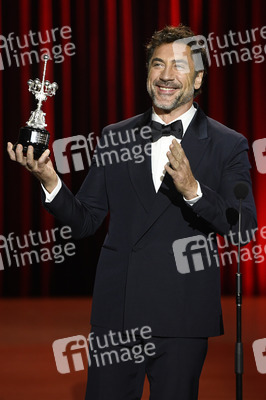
[{"x1": 235, "y1": 197, "x2": 243, "y2": 400}]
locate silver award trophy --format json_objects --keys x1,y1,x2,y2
[{"x1": 13, "y1": 55, "x2": 58, "y2": 159}]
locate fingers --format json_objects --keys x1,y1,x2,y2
[
  {"x1": 166, "y1": 139, "x2": 188, "y2": 170},
  {"x1": 165, "y1": 140, "x2": 197, "y2": 197},
  {"x1": 38, "y1": 148, "x2": 50, "y2": 166},
  {"x1": 7, "y1": 142, "x2": 51, "y2": 171},
  {"x1": 25, "y1": 145, "x2": 35, "y2": 170},
  {"x1": 166, "y1": 150, "x2": 177, "y2": 170},
  {"x1": 169, "y1": 139, "x2": 185, "y2": 161},
  {"x1": 165, "y1": 138, "x2": 190, "y2": 178},
  {"x1": 7, "y1": 142, "x2": 29, "y2": 166},
  {"x1": 25, "y1": 146, "x2": 50, "y2": 171},
  {"x1": 164, "y1": 162, "x2": 174, "y2": 177},
  {"x1": 14, "y1": 143, "x2": 27, "y2": 165},
  {"x1": 7, "y1": 142, "x2": 16, "y2": 161}
]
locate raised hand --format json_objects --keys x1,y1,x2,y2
[
  {"x1": 165, "y1": 139, "x2": 198, "y2": 200},
  {"x1": 7, "y1": 143, "x2": 58, "y2": 193}
]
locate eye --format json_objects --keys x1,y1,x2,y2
[
  {"x1": 153, "y1": 62, "x2": 164, "y2": 68},
  {"x1": 174, "y1": 62, "x2": 190, "y2": 72},
  {"x1": 175, "y1": 63, "x2": 185, "y2": 70}
]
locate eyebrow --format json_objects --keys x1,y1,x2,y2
[
  {"x1": 151, "y1": 57, "x2": 188, "y2": 65},
  {"x1": 151, "y1": 57, "x2": 164, "y2": 64}
]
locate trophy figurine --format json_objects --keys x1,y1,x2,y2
[{"x1": 13, "y1": 55, "x2": 58, "y2": 159}]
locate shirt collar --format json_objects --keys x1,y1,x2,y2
[{"x1": 151, "y1": 103, "x2": 197, "y2": 134}]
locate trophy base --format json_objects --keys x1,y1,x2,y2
[{"x1": 13, "y1": 126, "x2": 50, "y2": 160}]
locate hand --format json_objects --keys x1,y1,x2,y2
[
  {"x1": 165, "y1": 139, "x2": 198, "y2": 200},
  {"x1": 7, "y1": 143, "x2": 58, "y2": 193}
]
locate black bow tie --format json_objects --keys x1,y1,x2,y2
[{"x1": 150, "y1": 120, "x2": 183, "y2": 142}]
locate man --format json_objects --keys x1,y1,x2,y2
[{"x1": 8, "y1": 24, "x2": 257, "y2": 400}]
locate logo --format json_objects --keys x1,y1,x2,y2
[
  {"x1": 52, "y1": 128, "x2": 152, "y2": 173},
  {"x1": 252, "y1": 138, "x2": 266, "y2": 174},
  {"x1": 0, "y1": 235, "x2": 11, "y2": 270},
  {"x1": 52, "y1": 326, "x2": 156, "y2": 374},
  {"x1": 174, "y1": 35, "x2": 211, "y2": 72},
  {"x1": 0, "y1": 226, "x2": 75, "y2": 270},
  {"x1": 252, "y1": 338, "x2": 266, "y2": 374},
  {"x1": 53, "y1": 135, "x2": 92, "y2": 174},
  {"x1": 0, "y1": 26, "x2": 76, "y2": 70},
  {"x1": 52, "y1": 335, "x2": 89, "y2": 374},
  {"x1": 172, "y1": 234, "x2": 218, "y2": 274}
]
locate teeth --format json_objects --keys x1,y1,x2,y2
[{"x1": 159, "y1": 87, "x2": 175, "y2": 91}]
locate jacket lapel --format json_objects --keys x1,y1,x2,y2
[
  {"x1": 132, "y1": 104, "x2": 211, "y2": 246},
  {"x1": 127, "y1": 109, "x2": 157, "y2": 213},
  {"x1": 181, "y1": 104, "x2": 210, "y2": 175}
]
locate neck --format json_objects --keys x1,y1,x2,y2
[{"x1": 153, "y1": 100, "x2": 193, "y2": 124}]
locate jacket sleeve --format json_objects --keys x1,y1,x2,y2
[
  {"x1": 42, "y1": 156, "x2": 109, "y2": 239},
  {"x1": 192, "y1": 135, "x2": 257, "y2": 242}
]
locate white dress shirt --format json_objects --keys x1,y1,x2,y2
[
  {"x1": 43, "y1": 104, "x2": 202, "y2": 205},
  {"x1": 151, "y1": 104, "x2": 202, "y2": 205}
]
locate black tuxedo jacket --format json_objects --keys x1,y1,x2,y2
[{"x1": 44, "y1": 104, "x2": 257, "y2": 337}]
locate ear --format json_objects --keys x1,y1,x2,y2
[{"x1": 194, "y1": 71, "x2": 204, "y2": 90}]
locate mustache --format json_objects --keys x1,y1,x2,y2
[{"x1": 154, "y1": 80, "x2": 182, "y2": 89}]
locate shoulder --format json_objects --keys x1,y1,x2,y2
[
  {"x1": 207, "y1": 117, "x2": 249, "y2": 154},
  {"x1": 207, "y1": 116, "x2": 244, "y2": 140},
  {"x1": 102, "y1": 109, "x2": 151, "y2": 133},
  {"x1": 195, "y1": 104, "x2": 249, "y2": 150},
  {"x1": 95, "y1": 110, "x2": 152, "y2": 157}
]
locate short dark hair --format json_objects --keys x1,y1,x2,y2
[{"x1": 145, "y1": 24, "x2": 208, "y2": 97}]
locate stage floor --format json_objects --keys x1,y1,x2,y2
[{"x1": 0, "y1": 297, "x2": 265, "y2": 400}]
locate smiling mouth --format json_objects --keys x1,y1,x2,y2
[{"x1": 156, "y1": 85, "x2": 180, "y2": 95}]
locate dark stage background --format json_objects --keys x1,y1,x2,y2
[{"x1": 0, "y1": 0, "x2": 265, "y2": 297}]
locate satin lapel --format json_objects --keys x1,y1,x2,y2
[
  {"x1": 180, "y1": 105, "x2": 210, "y2": 175},
  {"x1": 127, "y1": 109, "x2": 157, "y2": 213},
  {"x1": 133, "y1": 105, "x2": 211, "y2": 247}
]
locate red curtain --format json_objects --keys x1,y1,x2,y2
[{"x1": 1, "y1": 0, "x2": 265, "y2": 296}]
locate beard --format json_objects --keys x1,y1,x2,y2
[{"x1": 147, "y1": 80, "x2": 195, "y2": 112}]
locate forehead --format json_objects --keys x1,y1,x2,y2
[{"x1": 152, "y1": 42, "x2": 192, "y2": 60}]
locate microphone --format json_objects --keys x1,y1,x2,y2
[
  {"x1": 234, "y1": 182, "x2": 249, "y2": 200},
  {"x1": 233, "y1": 182, "x2": 249, "y2": 400}
]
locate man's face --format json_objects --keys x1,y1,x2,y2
[{"x1": 147, "y1": 42, "x2": 203, "y2": 113}]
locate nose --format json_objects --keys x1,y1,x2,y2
[{"x1": 159, "y1": 64, "x2": 175, "y2": 81}]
